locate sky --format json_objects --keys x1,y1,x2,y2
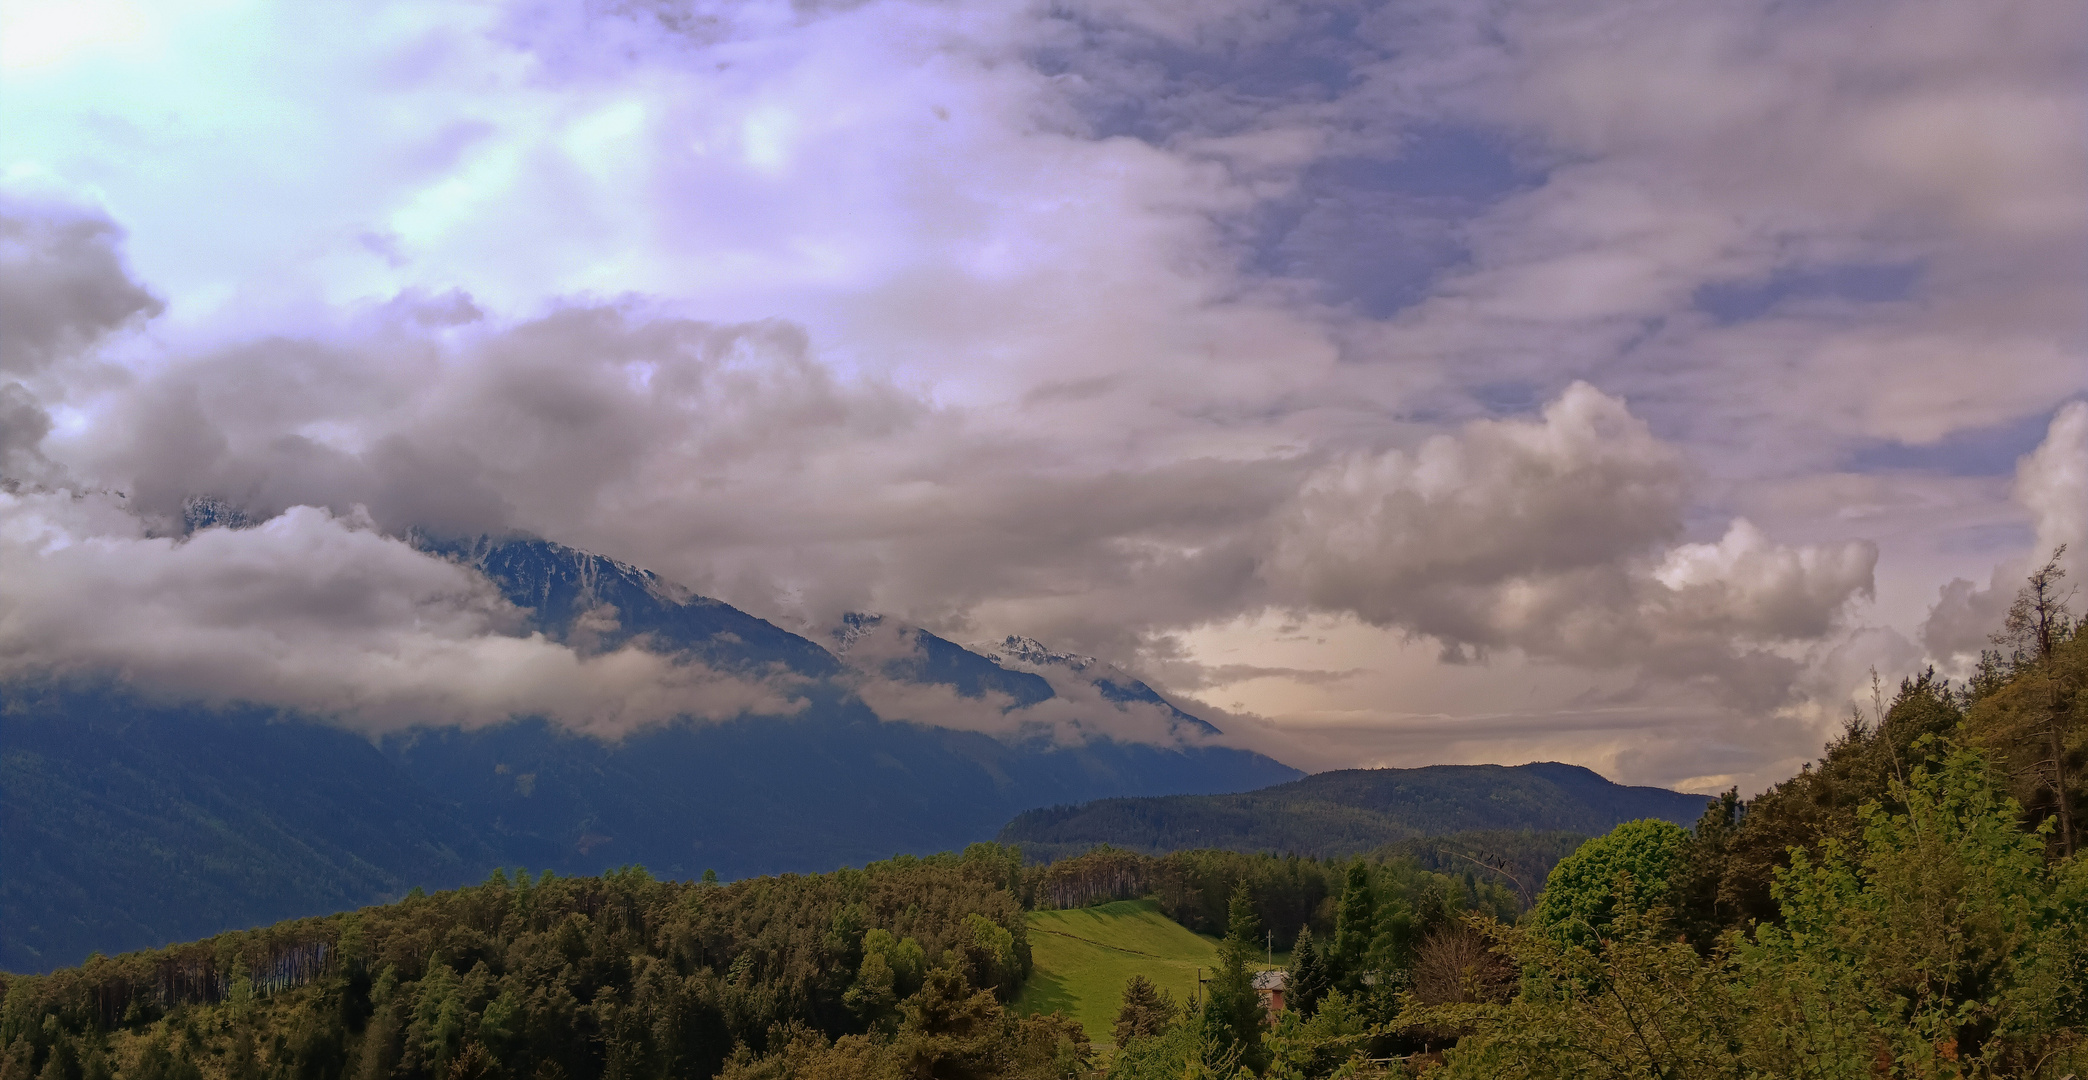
[{"x1": 1, "y1": 0, "x2": 2083, "y2": 796}]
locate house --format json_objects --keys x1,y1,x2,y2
[{"x1": 1252, "y1": 970, "x2": 1289, "y2": 1020}]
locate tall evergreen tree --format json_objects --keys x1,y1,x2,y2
[
  {"x1": 1201, "y1": 883, "x2": 1268, "y2": 1073},
  {"x1": 1284, "y1": 925, "x2": 1329, "y2": 1017},
  {"x1": 1331, "y1": 860, "x2": 1376, "y2": 988}
]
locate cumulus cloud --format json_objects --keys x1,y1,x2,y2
[
  {"x1": 1923, "y1": 402, "x2": 2088, "y2": 660},
  {"x1": 0, "y1": 491, "x2": 804, "y2": 737},
  {"x1": 2018, "y1": 401, "x2": 2088, "y2": 558},
  {"x1": 0, "y1": 201, "x2": 161, "y2": 376},
  {"x1": 1267, "y1": 383, "x2": 1876, "y2": 703},
  {"x1": 0, "y1": 202, "x2": 161, "y2": 479}
]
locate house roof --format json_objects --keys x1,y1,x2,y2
[{"x1": 1251, "y1": 970, "x2": 1289, "y2": 991}]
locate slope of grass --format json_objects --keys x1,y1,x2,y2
[{"x1": 1013, "y1": 899, "x2": 1224, "y2": 1046}]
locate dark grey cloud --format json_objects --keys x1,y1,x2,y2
[
  {"x1": 0, "y1": 201, "x2": 162, "y2": 376},
  {"x1": 0, "y1": 202, "x2": 161, "y2": 481}
]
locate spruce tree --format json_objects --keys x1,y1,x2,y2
[
  {"x1": 1331, "y1": 860, "x2": 1376, "y2": 989},
  {"x1": 1202, "y1": 882, "x2": 1268, "y2": 1073},
  {"x1": 1113, "y1": 974, "x2": 1177, "y2": 1047},
  {"x1": 1285, "y1": 924, "x2": 1329, "y2": 1017}
]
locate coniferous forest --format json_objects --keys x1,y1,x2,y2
[{"x1": 4, "y1": 557, "x2": 2085, "y2": 1078}]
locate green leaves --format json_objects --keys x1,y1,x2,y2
[
  {"x1": 1412, "y1": 750, "x2": 2088, "y2": 1079},
  {"x1": 1746, "y1": 748, "x2": 2087, "y2": 1071},
  {"x1": 1531, "y1": 819, "x2": 1689, "y2": 946}
]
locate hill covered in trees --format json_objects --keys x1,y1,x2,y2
[
  {"x1": 999, "y1": 762, "x2": 1708, "y2": 862},
  {"x1": 0, "y1": 839, "x2": 1514, "y2": 1080}
]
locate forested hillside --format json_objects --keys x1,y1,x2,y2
[
  {"x1": 0, "y1": 840, "x2": 1507, "y2": 1080},
  {"x1": 1000, "y1": 762, "x2": 1706, "y2": 861}
]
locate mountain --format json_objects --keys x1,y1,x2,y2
[
  {"x1": 0, "y1": 534, "x2": 1298, "y2": 972},
  {"x1": 997, "y1": 762, "x2": 1715, "y2": 861},
  {"x1": 975, "y1": 634, "x2": 1221, "y2": 736}
]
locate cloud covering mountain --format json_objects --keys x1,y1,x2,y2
[{"x1": 0, "y1": 0, "x2": 2082, "y2": 792}]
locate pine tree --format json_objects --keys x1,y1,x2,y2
[
  {"x1": 1201, "y1": 883, "x2": 1268, "y2": 1073},
  {"x1": 1112, "y1": 974, "x2": 1178, "y2": 1047},
  {"x1": 1331, "y1": 860, "x2": 1376, "y2": 989},
  {"x1": 1284, "y1": 925, "x2": 1328, "y2": 1017}
]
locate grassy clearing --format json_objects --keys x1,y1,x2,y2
[{"x1": 1013, "y1": 899, "x2": 1224, "y2": 1047}]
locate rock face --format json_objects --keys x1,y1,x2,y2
[{"x1": 1, "y1": 534, "x2": 1300, "y2": 972}]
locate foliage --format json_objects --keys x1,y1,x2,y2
[
  {"x1": 1405, "y1": 751, "x2": 2088, "y2": 1079},
  {"x1": 0, "y1": 848, "x2": 1031, "y2": 1080},
  {"x1": 1264, "y1": 990, "x2": 1375, "y2": 1080},
  {"x1": 1674, "y1": 669, "x2": 1966, "y2": 940},
  {"x1": 1744, "y1": 749, "x2": 2088, "y2": 1072},
  {"x1": 1531, "y1": 819, "x2": 1690, "y2": 945},
  {"x1": 1203, "y1": 885, "x2": 1269, "y2": 1073},
  {"x1": 1106, "y1": 1017, "x2": 1237, "y2": 1080},
  {"x1": 1284, "y1": 927, "x2": 1329, "y2": 1018},
  {"x1": 1025, "y1": 846, "x2": 1521, "y2": 954},
  {"x1": 1112, "y1": 976, "x2": 1177, "y2": 1048},
  {"x1": 719, "y1": 966, "x2": 1093, "y2": 1080},
  {"x1": 1962, "y1": 548, "x2": 2085, "y2": 860}
]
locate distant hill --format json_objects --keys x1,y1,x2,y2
[
  {"x1": 1, "y1": 533, "x2": 1297, "y2": 972},
  {"x1": 998, "y1": 762, "x2": 1714, "y2": 861}
]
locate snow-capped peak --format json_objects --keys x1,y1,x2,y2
[
  {"x1": 830, "y1": 612, "x2": 886, "y2": 655},
  {"x1": 984, "y1": 635, "x2": 1098, "y2": 673}
]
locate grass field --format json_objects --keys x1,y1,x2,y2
[{"x1": 1012, "y1": 899, "x2": 1225, "y2": 1046}]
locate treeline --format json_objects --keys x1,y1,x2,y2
[
  {"x1": 0, "y1": 834, "x2": 1529, "y2": 1080},
  {"x1": 1032, "y1": 846, "x2": 1526, "y2": 951},
  {"x1": 0, "y1": 838, "x2": 1536, "y2": 1080},
  {"x1": 0, "y1": 848, "x2": 1039, "y2": 1080}
]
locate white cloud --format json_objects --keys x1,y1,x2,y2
[
  {"x1": 833, "y1": 617, "x2": 1208, "y2": 747},
  {"x1": 2017, "y1": 401, "x2": 2088, "y2": 559},
  {"x1": 1267, "y1": 383, "x2": 1875, "y2": 702},
  {"x1": 0, "y1": 492, "x2": 805, "y2": 737},
  {"x1": 1923, "y1": 402, "x2": 2088, "y2": 661}
]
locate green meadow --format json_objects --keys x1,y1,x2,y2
[{"x1": 1012, "y1": 899, "x2": 1228, "y2": 1046}]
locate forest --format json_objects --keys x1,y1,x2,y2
[{"x1": 3, "y1": 555, "x2": 2085, "y2": 1078}]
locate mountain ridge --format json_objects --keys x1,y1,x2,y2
[{"x1": 997, "y1": 761, "x2": 1713, "y2": 862}]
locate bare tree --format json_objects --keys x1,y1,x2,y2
[
  {"x1": 1993, "y1": 547, "x2": 2078, "y2": 857},
  {"x1": 1997, "y1": 546, "x2": 2073, "y2": 664},
  {"x1": 1409, "y1": 922, "x2": 1514, "y2": 1012}
]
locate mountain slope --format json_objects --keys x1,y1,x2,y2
[
  {"x1": 1, "y1": 533, "x2": 1299, "y2": 971},
  {"x1": 998, "y1": 762, "x2": 1714, "y2": 860},
  {"x1": 0, "y1": 685, "x2": 494, "y2": 973}
]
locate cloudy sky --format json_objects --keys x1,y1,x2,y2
[{"x1": 2, "y1": 0, "x2": 2082, "y2": 795}]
